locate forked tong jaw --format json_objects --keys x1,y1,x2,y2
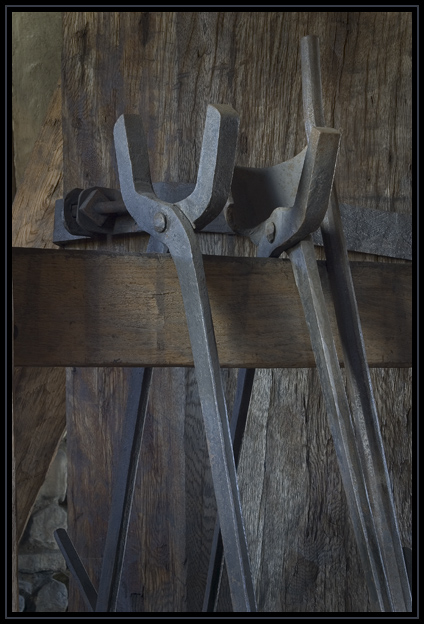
[
  {"x1": 113, "y1": 104, "x2": 239, "y2": 235},
  {"x1": 227, "y1": 125, "x2": 340, "y2": 257}
]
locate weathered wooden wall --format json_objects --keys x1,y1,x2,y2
[
  {"x1": 11, "y1": 12, "x2": 62, "y2": 187},
  {"x1": 12, "y1": 14, "x2": 63, "y2": 606},
  {"x1": 12, "y1": 82, "x2": 66, "y2": 544},
  {"x1": 61, "y1": 11, "x2": 412, "y2": 613}
]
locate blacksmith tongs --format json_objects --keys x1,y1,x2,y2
[
  {"x1": 225, "y1": 36, "x2": 411, "y2": 613},
  {"x1": 55, "y1": 105, "x2": 256, "y2": 613},
  {"x1": 111, "y1": 104, "x2": 256, "y2": 613}
]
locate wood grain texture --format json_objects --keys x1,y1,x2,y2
[
  {"x1": 65, "y1": 366, "x2": 187, "y2": 612},
  {"x1": 12, "y1": 247, "x2": 412, "y2": 368},
  {"x1": 62, "y1": 12, "x2": 412, "y2": 213},
  {"x1": 62, "y1": 11, "x2": 413, "y2": 613},
  {"x1": 12, "y1": 80, "x2": 66, "y2": 542},
  {"x1": 13, "y1": 367, "x2": 66, "y2": 541},
  {"x1": 229, "y1": 368, "x2": 413, "y2": 613},
  {"x1": 12, "y1": 80, "x2": 63, "y2": 250}
]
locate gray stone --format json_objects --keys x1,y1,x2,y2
[
  {"x1": 18, "y1": 550, "x2": 66, "y2": 574},
  {"x1": 28, "y1": 502, "x2": 67, "y2": 549},
  {"x1": 35, "y1": 579, "x2": 67, "y2": 613},
  {"x1": 18, "y1": 578, "x2": 33, "y2": 596}
]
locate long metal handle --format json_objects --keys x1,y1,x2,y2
[
  {"x1": 321, "y1": 191, "x2": 411, "y2": 612},
  {"x1": 202, "y1": 368, "x2": 256, "y2": 612},
  {"x1": 287, "y1": 237, "x2": 396, "y2": 611},
  {"x1": 169, "y1": 215, "x2": 256, "y2": 612},
  {"x1": 301, "y1": 35, "x2": 411, "y2": 612},
  {"x1": 53, "y1": 367, "x2": 154, "y2": 613},
  {"x1": 113, "y1": 108, "x2": 254, "y2": 611}
]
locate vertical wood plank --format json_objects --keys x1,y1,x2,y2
[
  {"x1": 66, "y1": 366, "x2": 125, "y2": 611},
  {"x1": 66, "y1": 368, "x2": 188, "y2": 612},
  {"x1": 124, "y1": 368, "x2": 187, "y2": 612},
  {"x1": 12, "y1": 80, "x2": 66, "y2": 542}
]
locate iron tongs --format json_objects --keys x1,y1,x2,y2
[
  {"x1": 224, "y1": 36, "x2": 411, "y2": 613},
  {"x1": 56, "y1": 105, "x2": 256, "y2": 613},
  {"x1": 111, "y1": 104, "x2": 256, "y2": 613}
]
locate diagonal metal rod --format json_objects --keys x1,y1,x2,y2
[
  {"x1": 54, "y1": 365, "x2": 155, "y2": 613},
  {"x1": 94, "y1": 366, "x2": 153, "y2": 611},
  {"x1": 54, "y1": 528, "x2": 98, "y2": 611},
  {"x1": 202, "y1": 368, "x2": 256, "y2": 612},
  {"x1": 301, "y1": 35, "x2": 411, "y2": 611}
]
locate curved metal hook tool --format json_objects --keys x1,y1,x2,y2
[{"x1": 112, "y1": 105, "x2": 256, "y2": 613}]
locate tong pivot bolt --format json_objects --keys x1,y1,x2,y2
[{"x1": 153, "y1": 212, "x2": 167, "y2": 233}]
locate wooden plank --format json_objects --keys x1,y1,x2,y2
[
  {"x1": 12, "y1": 248, "x2": 411, "y2": 368},
  {"x1": 11, "y1": 80, "x2": 66, "y2": 542},
  {"x1": 61, "y1": 11, "x2": 413, "y2": 613}
]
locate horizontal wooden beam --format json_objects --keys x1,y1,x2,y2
[{"x1": 12, "y1": 247, "x2": 411, "y2": 368}]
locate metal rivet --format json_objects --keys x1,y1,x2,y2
[
  {"x1": 153, "y1": 212, "x2": 167, "y2": 233},
  {"x1": 265, "y1": 221, "x2": 276, "y2": 243}
]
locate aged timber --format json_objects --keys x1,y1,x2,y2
[
  {"x1": 13, "y1": 247, "x2": 411, "y2": 369},
  {"x1": 11, "y1": 81, "x2": 66, "y2": 543}
]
